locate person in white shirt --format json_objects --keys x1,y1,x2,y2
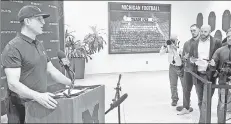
[
  {"x1": 189, "y1": 24, "x2": 222, "y2": 123},
  {"x1": 160, "y1": 34, "x2": 184, "y2": 107}
]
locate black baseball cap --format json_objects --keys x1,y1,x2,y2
[{"x1": 18, "y1": 5, "x2": 50, "y2": 22}]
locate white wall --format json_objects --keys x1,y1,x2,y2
[{"x1": 64, "y1": 1, "x2": 231, "y2": 74}]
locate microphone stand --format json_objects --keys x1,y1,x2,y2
[
  {"x1": 59, "y1": 60, "x2": 76, "y2": 97},
  {"x1": 112, "y1": 74, "x2": 122, "y2": 124},
  {"x1": 67, "y1": 67, "x2": 75, "y2": 96}
]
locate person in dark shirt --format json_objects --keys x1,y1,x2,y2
[
  {"x1": 1, "y1": 5, "x2": 75, "y2": 123},
  {"x1": 222, "y1": 37, "x2": 227, "y2": 45},
  {"x1": 210, "y1": 28, "x2": 231, "y2": 123},
  {"x1": 177, "y1": 24, "x2": 200, "y2": 115}
]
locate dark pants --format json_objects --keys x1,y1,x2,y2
[
  {"x1": 169, "y1": 64, "x2": 184, "y2": 102},
  {"x1": 217, "y1": 88, "x2": 231, "y2": 123},
  {"x1": 182, "y1": 71, "x2": 193, "y2": 110},
  {"x1": 195, "y1": 72, "x2": 215, "y2": 123},
  {"x1": 6, "y1": 94, "x2": 25, "y2": 124}
]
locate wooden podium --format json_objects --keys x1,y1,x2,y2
[{"x1": 25, "y1": 85, "x2": 105, "y2": 123}]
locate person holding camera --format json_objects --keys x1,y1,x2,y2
[
  {"x1": 160, "y1": 34, "x2": 184, "y2": 107},
  {"x1": 210, "y1": 28, "x2": 231, "y2": 122},
  {"x1": 189, "y1": 24, "x2": 222, "y2": 123}
]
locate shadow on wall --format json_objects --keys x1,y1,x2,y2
[{"x1": 196, "y1": 10, "x2": 231, "y2": 41}]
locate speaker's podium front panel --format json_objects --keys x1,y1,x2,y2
[{"x1": 25, "y1": 85, "x2": 105, "y2": 123}]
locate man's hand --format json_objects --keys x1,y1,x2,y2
[
  {"x1": 209, "y1": 59, "x2": 216, "y2": 66},
  {"x1": 182, "y1": 53, "x2": 189, "y2": 62},
  {"x1": 33, "y1": 92, "x2": 58, "y2": 109},
  {"x1": 61, "y1": 58, "x2": 70, "y2": 67},
  {"x1": 190, "y1": 57, "x2": 197, "y2": 64},
  {"x1": 169, "y1": 44, "x2": 177, "y2": 51},
  {"x1": 184, "y1": 53, "x2": 189, "y2": 59},
  {"x1": 195, "y1": 59, "x2": 208, "y2": 66},
  {"x1": 159, "y1": 45, "x2": 168, "y2": 55}
]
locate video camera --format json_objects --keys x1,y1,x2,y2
[
  {"x1": 166, "y1": 39, "x2": 176, "y2": 45},
  {"x1": 164, "y1": 39, "x2": 181, "y2": 65},
  {"x1": 217, "y1": 61, "x2": 231, "y2": 84},
  {"x1": 166, "y1": 39, "x2": 180, "y2": 48}
]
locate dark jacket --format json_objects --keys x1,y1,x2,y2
[
  {"x1": 182, "y1": 38, "x2": 198, "y2": 69},
  {"x1": 222, "y1": 37, "x2": 228, "y2": 46},
  {"x1": 189, "y1": 36, "x2": 222, "y2": 84}
]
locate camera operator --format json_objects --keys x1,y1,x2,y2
[
  {"x1": 210, "y1": 28, "x2": 231, "y2": 122},
  {"x1": 160, "y1": 34, "x2": 184, "y2": 107}
]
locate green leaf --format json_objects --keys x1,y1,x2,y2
[
  {"x1": 65, "y1": 25, "x2": 107, "y2": 61},
  {"x1": 98, "y1": 45, "x2": 101, "y2": 52}
]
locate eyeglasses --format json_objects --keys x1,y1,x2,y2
[
  {"x1": 33, "y1": 16, "x2": 45, "y2": 24},
  {"x1": 25, "y1": 16, "x2": 45, "y2": 24}
]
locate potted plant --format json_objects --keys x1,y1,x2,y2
[
  {"x1": 83, "y1": 25, "x2": 107, "y2": 55},
  {"x1": 64, "y1": 25, "x2": 106, "y2": 79}
]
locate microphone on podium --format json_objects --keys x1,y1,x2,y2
[
  {"x1": 57, "y1": 51, "x2": 74, "y2": 80},
  {"x1": 105, "y1": 93, "x2": 128, "y2": 114},
  {"x1": 57, "y1": 51, "x2": 75, "y2": 95},
  {"x1": 57, "y1": 51, "x2": 70, "y2": 68}
]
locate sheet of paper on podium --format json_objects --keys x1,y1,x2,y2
[
  {"x1": 55, "y1": 88, "x2": 89, "y2": 96},
  {"x1": 25, "y1": 85, "x2": 105, "y2": 123}
]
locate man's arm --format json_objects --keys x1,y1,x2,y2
[
  {"x1": 182, "y1": 41, "x2": 188, "y2": 57},
  {"x1": 209, "y1": 48, "x2": 221, "y2": 78},
  {"x1": 5, "y1": 68, "x2": 57, "y2": 109},
  {"x1": 211, "y1": 48, "x2": 220, "y2": 66},
  {"x1": 5, "y1": 68, "x2": 40, "y2": 99},
  {"x1": 181, "y1": 41, "x2": 190, "y2": 66},
  {"x1": 189, "y1": 41, "x2": 196, "y2": 61},
  {"x1": 217, "y1": 39, "x2": 222, "y2": 49},
  {"x1": 177, "y1": 40, "x2": 184, "y2": 57},
  {"x1": 210, "y1": 39, "x2": 222, "y2": 66},
  {"x1": 159, "y1": 45, "x2": 168, "y2": 55},
  {"x1": 47, "y1": 61, "x2": 72, "y2": 86}
]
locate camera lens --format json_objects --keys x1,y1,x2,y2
[{"x1": 166, "y1": 40, "x2": 172, "y2": 45}]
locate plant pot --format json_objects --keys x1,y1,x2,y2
[{"x1": 70, "y1": 57, "x2": 85, "y2": 79}]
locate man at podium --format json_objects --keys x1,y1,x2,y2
[{"x1": 1, "y1": 5, "x2": 74, "y2": 124}]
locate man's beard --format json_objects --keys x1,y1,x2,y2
[{"x1": 201, "y1": 34, "x2": 209, "y2": 40}]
